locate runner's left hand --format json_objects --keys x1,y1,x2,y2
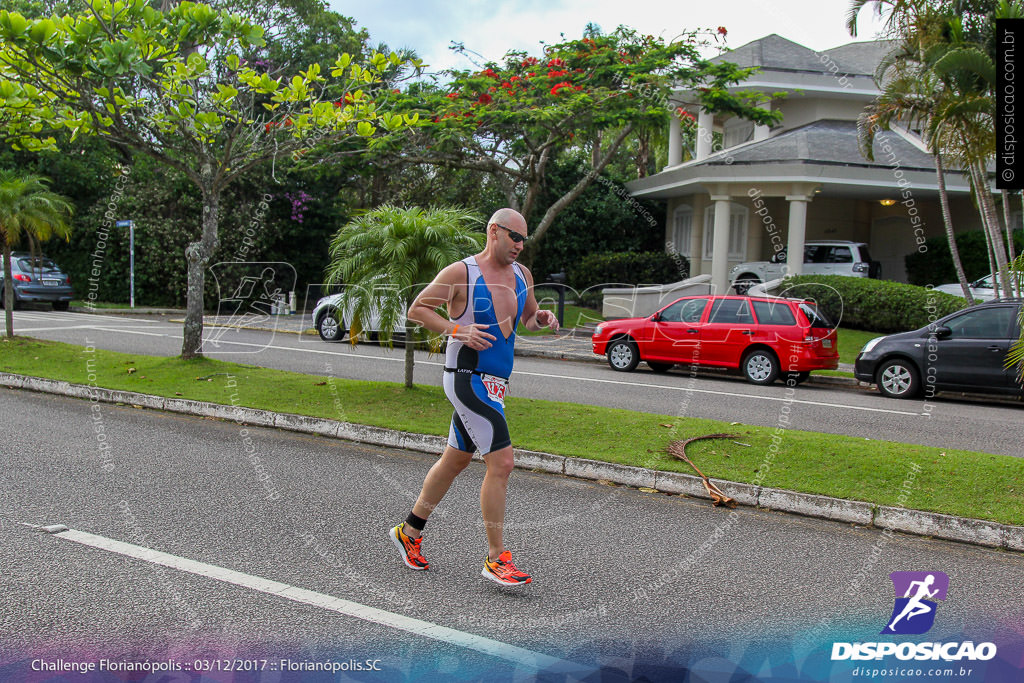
[{"x1": 536, "y1": 310, "x2": 559, "y2": 332}]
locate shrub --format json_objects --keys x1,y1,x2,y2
[
  {"x1": 569, "y1": 251, "x2": 688, "y2": 307},
  {"x1": 776, "y1": 275, "x2": 967, "y2": 333},
  {"x1": 905, "y1": 229, "x2": 1024, "y2": 286}
]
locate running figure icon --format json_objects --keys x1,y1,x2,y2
[
  {"x1": 888, "y1": 574, "x2": 938, "y2": 631},
  {"x1": 881, "y1": 571, "x2": 949, "y2": 635}
]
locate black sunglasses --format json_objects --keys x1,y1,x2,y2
[{"x1": 494, "y1": 223, "x2": 528, "y2": 243}]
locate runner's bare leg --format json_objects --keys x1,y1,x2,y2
[
  {"x1": 407, "y1": 446, "x2": 474, "y2": 539},
  {"x1": 481, "y1": 446, "x2": 515, "y2": 560}
]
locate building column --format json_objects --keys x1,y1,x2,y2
[
  {"x1": 667, "y1": 114, "x2": 682, "y2": 167},
  {"x1": 785, "y1": 196, "x2": 810, "y2": 277},
  {"x1": 754, "y1": 101, "x2": 771, "y2": 142},
  {"x1": 696, "y1": 109, "x2": 713, "y2": 161},
  {"x1": 710, "y1": 196, "x2": 732, "y2": 294}
]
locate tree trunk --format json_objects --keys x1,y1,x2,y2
[
  {"x1": 404, "y1": 316, "x2": 415, "y2": 389},
  {"x1": 934, "y1": 155, "x2": 973, "y2": 304},
  {"x1": 1002, "y1": 190, "x2": 1019, "y2": 297},
  {"x1": 181, "y1": 165, "x2": 220, "y2": 359},
  {"x1": 2, "y1": 237, "x2": 13, "y2": 338},
  {"x1": 528, "y1": 124, "x2": 635, "y2": 253},
  {"x1": 971, "y1": 163, "x2": 1013, "y2": 299}
]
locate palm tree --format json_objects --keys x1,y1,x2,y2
[
  {"x1": 856, "y1": 28, "x2": 976, "y2": 302},
  {"x1": 0, "y1": 171, "x2": 73, "y2": 338},
  {"x1": 851, "y1": 0, "x2": 1017, "y2": 299},
  {"x1": 324, "y1": 205, "x2": 485, "y2": 388}
]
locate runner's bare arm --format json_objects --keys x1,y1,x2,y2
[
  {"x1": 519, "y1": 265, "x2": 559, "y2": 332},
  {"x1": 409, "y1": 263, "x2": 495, "y2": 349}
]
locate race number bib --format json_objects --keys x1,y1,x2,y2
[{"x1": 480, "y1": 373, "x2": 508, "y2": 408}]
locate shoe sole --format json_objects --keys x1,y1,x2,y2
[
  {"x1": 389, "y1": 527, "x2": 428, "y2": 571},
  {"x1": 481, "y1": 566, "x2": 531, "y2": 586}
]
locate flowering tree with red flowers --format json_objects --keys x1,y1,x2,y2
[{"x1": 386, "y1": 26, "x2": 780, "y2": 260}]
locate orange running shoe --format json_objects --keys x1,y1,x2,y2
[
  {"x1": 482, "y1": 550, "x2": 531, "y2": 585},
  {"x1": 388, "y1": 522, "x2": 428, "y2": 571}
]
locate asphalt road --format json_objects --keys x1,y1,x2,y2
[
  {"x1": 7, "y1": 309, "x2": 1023, "y2": 457},
  {"x1": 1, "y1": 389, "x2": 1022, "y2": 682}
]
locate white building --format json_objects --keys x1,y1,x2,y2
[{"x1": 626, "y1": 34, "x2": 982, "y2": 293}]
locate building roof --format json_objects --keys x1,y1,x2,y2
[
  {"x1": 711, "y1": 34, "x2": 894, "y2": 76},
  {"x1": 626, "y1": 120, "x2": 971, "y2": 199},
  {"x1": 702, "y1": 119, "x2": 934, "y2": 171}
]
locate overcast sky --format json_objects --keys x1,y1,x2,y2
[{"x1": 327, "y1": 0, "x2": 889, "y2": 73}]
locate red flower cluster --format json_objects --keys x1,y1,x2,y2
[
  {"x1": 478, "y1": 93, "x2": 492, "y2": 104},
  {"x1": 676, "y1": 107, "x2": 697, "y2": 123},
  {"x1": 550, "y1": 81, "x2": 574, "y2": 95},
  {"x1": 717, "y1": 26, "x2": 728, "y2": 36},
  {"x1": 547, "y1": 69, "x2": 568, "y2": 78},
  {"x1": 445, "y1": 92, "x2": 459, "y2": 99},
  {"x1": 481, "y1": 68, "x2": 498, "y2": 78},
  {"x1": 547, "y1": 57, "x2": 565, "y2": 67},
  {"x1": 521, "y1": 57, "x2": 539, "y2": 67}
]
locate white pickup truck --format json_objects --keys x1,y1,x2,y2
[{"x1": 729, "y1": 240, "x2": 881, "y2": 294}]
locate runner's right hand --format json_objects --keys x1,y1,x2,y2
[{"x1": 456, "y1": 323, "x2": 495, "y2": 350}]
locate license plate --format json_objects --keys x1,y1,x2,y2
[
  {"x1": 822, "y1": 339, "x2": 832, "y2": 348},
  {"x1": 43, "y1": 279, "x2": 61, "y2": 287}
]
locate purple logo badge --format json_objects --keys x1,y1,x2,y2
[{"x1": 881, "y1": 571, "x2": 949, "y2": 635}]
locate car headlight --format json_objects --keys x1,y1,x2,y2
[
  {"x1": 860, "y1": 336, "x2": 884, "y2": 355},
  {"x1": 593, "y1": 323, "x2": 604, "y2": 337}
]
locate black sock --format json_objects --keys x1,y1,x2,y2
[{"x1": 405, "y1": 512, "x2": 427, "y2": 532}]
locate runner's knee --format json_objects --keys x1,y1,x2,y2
[{"x1": 484, "y1": 449, "x2": 515, "y2": 478}]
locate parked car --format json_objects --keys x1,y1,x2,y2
[
  {"x1": 933, "y1": 272, "x2": 1024, "y2": 302},
  {"x1": 591, "y1": 295, "x2": 839, "y2": 385},
  {"x1": 0, "y1": 253, "x2": 73, "y2": 310},
  {"x1": 311, "y1": 290, "x2": 407, "y2": 342},
  {"x1": 729, "y1": 240, "x2": 881, "y2": 295},
  {"x1": 854, "y1": 299, "x2": 1023, "y2": 399}
]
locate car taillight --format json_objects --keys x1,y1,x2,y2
[
  {"x1": 13, "y1": 273, "x2": 30, "y2": 282},
  {"x1": 853, "y1": 262, "x2": 869, "y2": 273},
  {"x1": 66, "y1": 275, "x2": 71, "y2": 284}
]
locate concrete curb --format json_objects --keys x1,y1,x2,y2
[{"x1": 4, "y1": 371, "x2": 1020, "y2": 552}]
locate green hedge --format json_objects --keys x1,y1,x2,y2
[
  {"x1": 905, "y1": 229, "x2": 1024, "y2": 286},
  {"x1": 568, "y1": 251, "x2": 688, "y2": 308},
  {"x1": 568, "y1": 250, "x2": 687, "y2": 290},
  {"x1": 776, "y1": 275, "x2": 967, "y2": 333}
]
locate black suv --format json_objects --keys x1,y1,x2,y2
[
  {"x1": 0, "y1": 253, "x2": 74, "y2": 310},
  {"x1": 855, "y1": 300, "x2": 1023, "y2": 398}
]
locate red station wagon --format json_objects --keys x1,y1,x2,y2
[{"x1": 591, "y1": 295, "x2": 839, "y2": 385}]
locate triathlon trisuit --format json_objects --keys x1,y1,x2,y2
[{"x1": 443, "y1": 256, "x2": 527, "y2": 454}]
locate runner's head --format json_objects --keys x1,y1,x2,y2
[{"x1": 486, "y1": 209, "x2": 528, "y2": 263}]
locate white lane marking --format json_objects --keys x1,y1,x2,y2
[
  {"x1": 6, "y1": 325, "x2": 100, "y2": 333},
  {"x1": 52, "y1": 528, "x2": 578, "y2": 673},
  {"x1": 203, "y1": 338, "x2": 919, "y2": 417},
  {"x1": 511, "y1": 370, "x2": 923, "y2": 416},
  {"x1": 90, "y1": 326, "x2": 169, "y2": 337}
]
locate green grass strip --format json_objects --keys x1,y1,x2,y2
[{"x1": 3, "y1": 336, "x2": 1022, "y2": 527}]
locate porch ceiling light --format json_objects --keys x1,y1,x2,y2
[{"x1": 879, "y1": 198, "x2": 896, "y2": 206}]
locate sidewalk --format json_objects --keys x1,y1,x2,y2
[{"x1": 3, "y1": 370, "x2": 1019, "y2": 552}]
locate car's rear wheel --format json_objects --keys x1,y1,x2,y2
[
  {"x1": 647, "y1": 361, "x2": 673, "y2": 373},
  {"x1": 742, "y1": 349, "x2": 779, "y2": 385},
  {"x1": 317, "y1": 308, "x2": 346, "y2": 342},
  {"x1": 607, "y1": 338, "x2": 640, "y2": 372},
  {"x1": 876, "y1": 358, "x2": 921, "y2": 399},
  {"x1": 733, "y1": 277, "x2": 761, "y2": 296},
  {"x1": 53, "y1": 301, "x2": 69, "y2": 312}
]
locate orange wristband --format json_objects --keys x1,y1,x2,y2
[{"x1": 451, "y1": 324, "x2": 459, "y2": 337}]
